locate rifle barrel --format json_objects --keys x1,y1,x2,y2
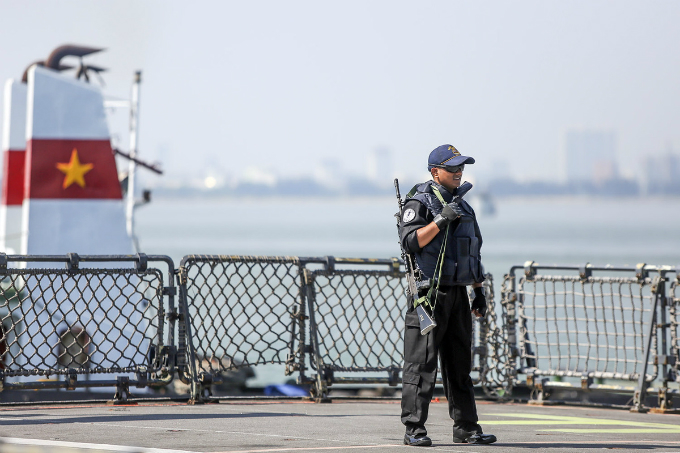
[{"x1": 394, "y1": 178, "x2": 402, "y2": 209}]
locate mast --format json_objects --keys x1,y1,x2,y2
[{"x1": 126, "y1": 70, "x2": 141, "y2": 251}]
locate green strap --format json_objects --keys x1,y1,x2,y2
[
  {"x1": 408, "y1": 183, "x2": 450, "y2": 204},
  {"x1": 405, "y1": 184, "x2": 419, "y2": 199},
  {"x1": 431, "y1": 185, "x2": 448, "y2": 205},
  {"x1": 406, "y1": 184, "x2": 446, "y2": 206},
  {"x1": 414, "y1": 225, "x2": 448, "y2": 309},
  {"x1": 413, "y1": 184, "x2": 449, "y2": 310}
]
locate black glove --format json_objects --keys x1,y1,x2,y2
[
  {"x1": 433, "y1": 201, "x2": 463, "y2": 230},
  {"x1": 471, "y1": 286, "x2": 487, "y2": 317}
]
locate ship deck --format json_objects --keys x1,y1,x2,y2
[{"x1": 1, "y1": 399, "x2": 679, "y2": 453}]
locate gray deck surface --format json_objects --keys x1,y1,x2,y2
[{"x1": 0, "y1": 399, "x2": 679, "y2": 453}]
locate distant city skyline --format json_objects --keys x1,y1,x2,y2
[{"x1": 142, "y1": 138, "x2": 679, "y2": 198}]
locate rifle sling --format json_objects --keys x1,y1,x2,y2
[{"x1": 414, "y1": 185, "x2": 449, "y2": 310}]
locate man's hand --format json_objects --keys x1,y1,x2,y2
[
  {"x1": 471, "y1": 286, "x2": 487, "y2": 318},
  {"x1": 433, "y1": 201, "x2": 463, "y2": 230}
]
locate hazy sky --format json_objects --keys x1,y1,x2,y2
[{"x1": 1, "y1": 0, "x2": 679, "y2": 186}]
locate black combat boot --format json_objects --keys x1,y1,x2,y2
[
  {"x1": 403, "y1": 433, "x2": 432, "y2": 447},
  {"x1": 453, "y1": 425, "x2": 497, "y2": 444}
]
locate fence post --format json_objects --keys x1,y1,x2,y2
[
  {"x1": 176, "y1": 265, "x2": 204, "y2": 404},
  {"x1": 631, "y1": 274, "x2": 662, "y2": 413},
  {"x1": 286, "y1": 263, "x2": 308, "y2": 383},
  {"x1": 657, "y1": 272, "x2": 670, "y2": 412},
  {"x1": 298, "y1": 279, "x2": 308, "y2": 382},
  {"x1": 501, "y1": 271, "x2": 519, "y2": 395},
  {"x1": 147, "y1": 257, "x2": 177, "y2": 388},
  {"x1": 108, "y1": 376, "x2": 134, "y2": 405},
  {"x1": 671, "y1": 276, "x2": 680, "y2": 410},
  {"x1": 303, "y1": 268, "x2": 331, "y2": 403},
  {"x1": 650, "y1": 271, "x2": 678, "y2": 413}
]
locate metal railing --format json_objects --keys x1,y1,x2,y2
[
  {"x1": 304, "y1": 259, "x2": 405, "y2": 397},
  {"x1": 1, "y1": 252, "x2": 678, "y2": 412},
  {"x1": 176, "y1": 255, "x2": 505, "y2": 402},
  {"x1": 500, "y1": 261, "x2": 678, "y2": 411},
  {"x1": 0, "y1": 254, "x2": 180, "y2": 402},
  {"x1": 177, "y1": 255, "x2": 307, "y2": 400}
]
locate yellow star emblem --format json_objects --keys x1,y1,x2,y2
[
  {"x1": 56, "y1": 149, "x2": 94, "y2": 189},
  {"x1": 448, "y1": 145, "x2": 461, "y2": 157}
]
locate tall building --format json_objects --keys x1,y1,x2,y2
[
  {"x1": 366, "y1": 147, "x2": 393, "y2": 184},
  {"x1": 642, "y1": 148, "x2": 680, "y2": 194},
  {"x1": 564, "y1": 129, "x2": 617, "y2": 184}
]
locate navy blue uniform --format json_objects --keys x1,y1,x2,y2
[{"x1": 399, "y1": 180, "x2": 484, "y2": 437}]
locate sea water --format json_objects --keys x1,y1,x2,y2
[{"x1": 135, "y1": 195, "x2": 680, "y2": 386}]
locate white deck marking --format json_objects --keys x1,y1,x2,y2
[{"x1": 0, "y1": 437, "x2": 193, "y2": 453}]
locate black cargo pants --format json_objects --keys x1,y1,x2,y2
[{"x1": 400, "y1": 285, "x2": 479, "y2": 436}]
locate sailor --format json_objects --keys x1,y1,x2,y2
[{"x1": 399, "y1": 144, "x2": 496, "y2": 446}]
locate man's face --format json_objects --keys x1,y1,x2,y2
[{"x1": 431, "y1": 166, "x2": 463, "y2": 191}]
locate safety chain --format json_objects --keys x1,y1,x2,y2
[{"x1": 473, "y1": 274, "x2": 513, "y2": 399}]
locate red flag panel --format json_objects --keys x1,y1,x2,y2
[
  {"x1": 1, "y1": 150, "x2": 26, "y2": 206},
  {"x1": 26, "y1": 139, "x2": 122, "y2": 200}
]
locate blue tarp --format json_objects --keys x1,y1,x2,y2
[{"x1": 263, "y1": 384, "x2": 309, "y2": 397}]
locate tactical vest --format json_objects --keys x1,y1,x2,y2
[{"x1": 408, "y1": 181, "x2": 482, "y2": 286}]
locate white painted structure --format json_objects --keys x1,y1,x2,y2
[
  {"x1": 0, "y1": 80, "x2": 27, "y2": 254},
  {"x1": 21, "y1": 65, "x2": 134, "y2": 255}
]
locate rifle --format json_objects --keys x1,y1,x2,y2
[
  {"x1": 452, "y1": 181, "x2": 473, "y2": 202},
  {"x1": 394, "y1": 179, "x2": 437, "y2": 335}
]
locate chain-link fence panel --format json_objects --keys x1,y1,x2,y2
[
  {"x1": 0, "y1": 263, "x2": 166, "y2": 383},
  {"x1": 501, "y1": 263, "x2": 680, "y2": 411},
  {"x1": 517, "y1": 274, "x2": 657, "y2": 382},
  {"x1": 310, "y1": 269, "x2": 405, "y2": 373},
  {"x1": 502, "y1": 262, "x2": 675, "y2": 393},
  {"x1": 179, "y1": 255, "x2": 305, "y2": 381},
  {"x1": 306, "y1": 262, "x2": 507, "y2": 398}
]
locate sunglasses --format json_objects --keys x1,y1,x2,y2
[{"x1": 434, "y1": 164, "x2": 465, "y2": 173}]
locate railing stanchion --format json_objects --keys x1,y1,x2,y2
[{"x1": 632, "y1": 276, "x2": 662, "y2": 412}]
